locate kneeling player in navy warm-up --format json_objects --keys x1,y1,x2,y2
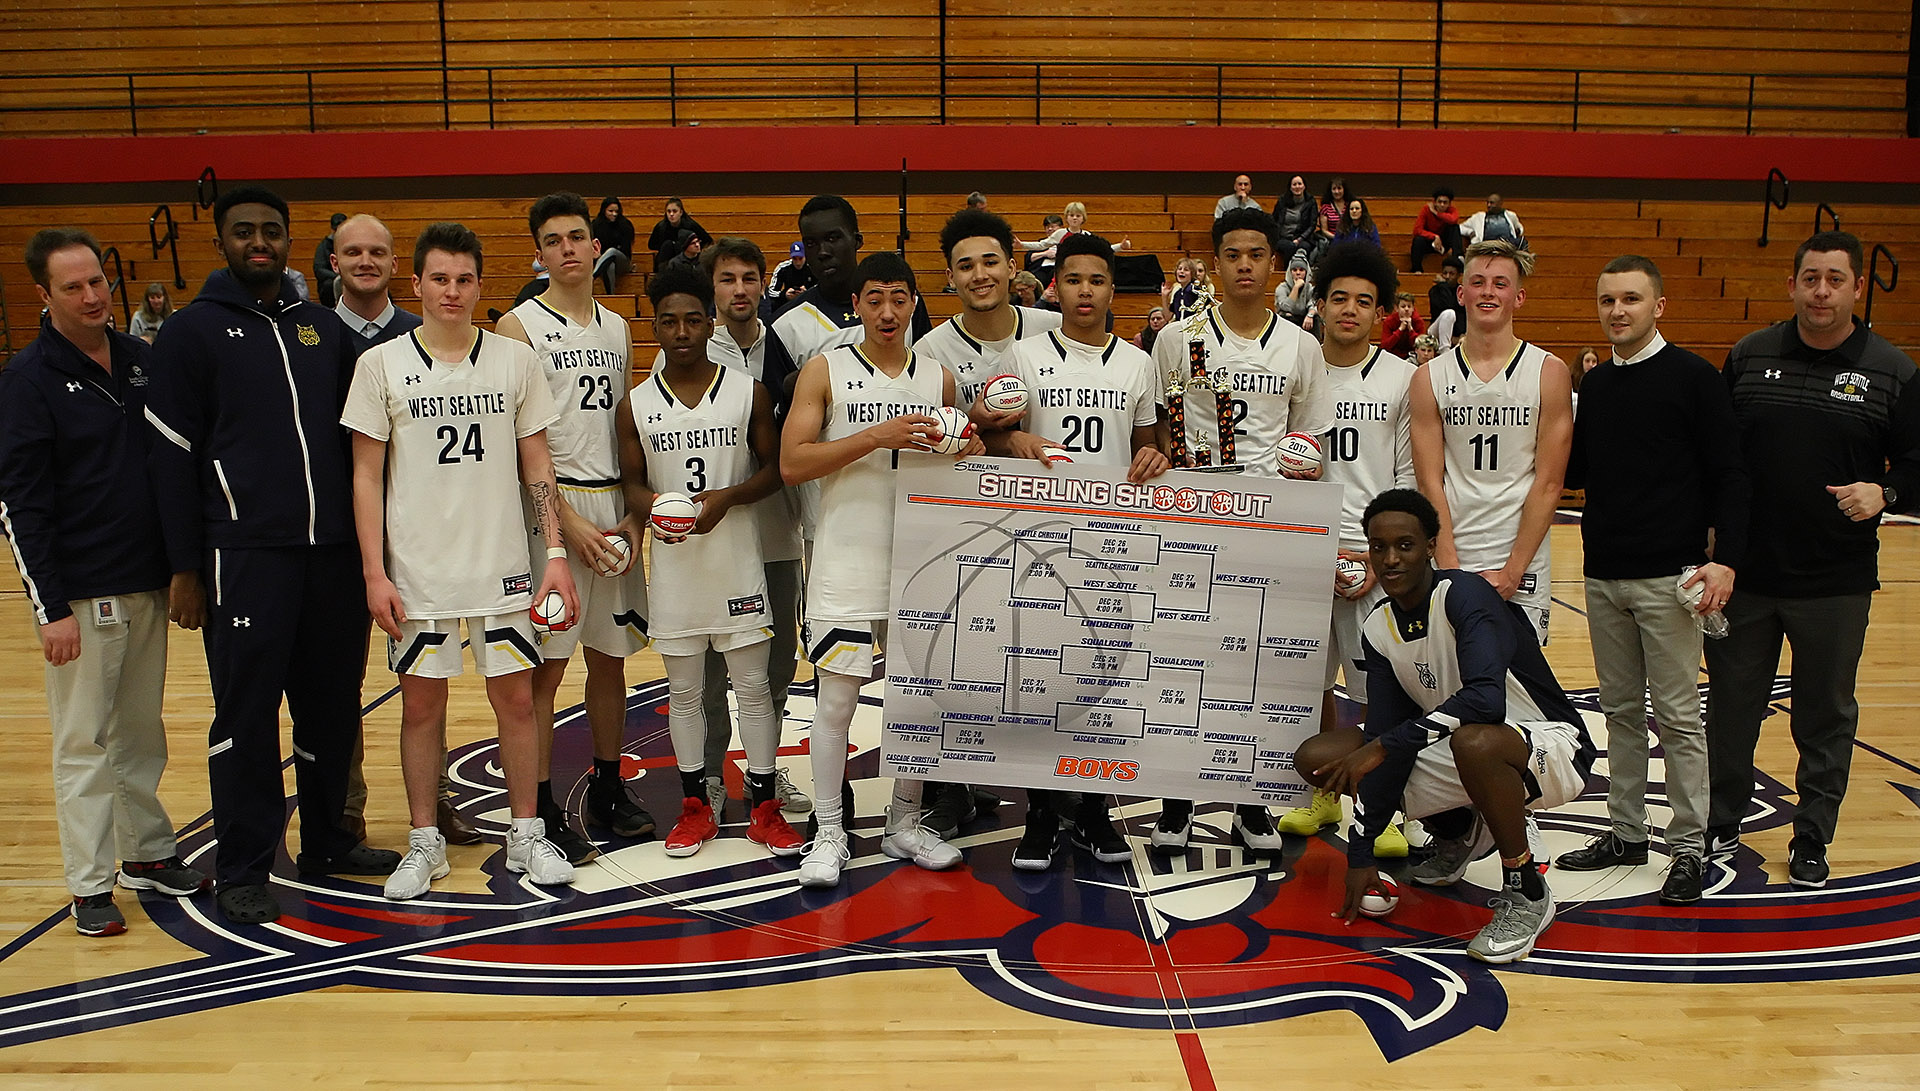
[{"x1": 1294, "y1": 488, "x2": 1594, "y2": 963}]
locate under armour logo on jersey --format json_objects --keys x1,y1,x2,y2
[
  {"x1": 65, "y1": 381, "x2": 82, "y2": 392},
  {"x1": 1040, "y1": 367, "x2": 1055, "y2": 376},
  {"x1": 1765, "y1": 369, "x2": 1783, "y2": 379},
  {"x1": 226, "y1": 328, "x2": 245, "y2": 338},
  {"x1": 545, "y1": 332, "x2": 563, "y2": 343},
  {"x1": 647, "y1": 413, "x2": 663, "y2": 424},
  {"x1": 404, "y1": 374, "x2": 421, "y2": 385},
  {"x1": 231, "y1": 617, "x2": 252, "y2": 628},
  {"x1": 846, "y1": 380, "x2": 864, "y2": 390}
]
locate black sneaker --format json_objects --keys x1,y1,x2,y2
[
  {"x1": 1150, "y1": 799, "x2": 1194, "y2": 854},
  {"x1": 1070, "y1": 800, "x2": 1131, "y2": 863},
  {"x1": 540, "y1": 808, "x2": 603, "y2": 865},
  {"x1": 73, "y1": 892, "x2": 126, "y2": 937},
  {"x1": 1556, "y1": 832, "x2": 1650, "y2": 871},
  {"x1": 296, "y1": 843, "x2": 402, "y2": 876},
  {"x1": 1012, "y1": 803, "x2": 1059, "y2": 871},
  {"x1": 922, "y1": 782, "x2": 978, "y2": 841},
  {"x1": 216, "y1": 883, "x2": 281, "y2": 924},
  {"x1": 1788, "y1": 837, "x2": 1828, "y2": 889},
  {"x1": 118, "y1": 856, "x2": 212, "y2": 896},
  {"x1": 587, "y1": 775, "x2": 656, "y2": 839},
  {"x1": 1659, "y1": 853, "x2": 1705, "y2": 905},
  {"x1": 1705, "y1": 825, "x2": 1741, "y2": 861}
]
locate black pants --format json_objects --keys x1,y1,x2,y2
[
  {"x1": 1410, "y1": 223, "x2": 1463, "y2": 273},
  {"x1": 1705, "y1": 589, "x2": 1871, "y2": 846},
  {"x1": 202, "y1": 544, "x2": 368, "y2": 886}
]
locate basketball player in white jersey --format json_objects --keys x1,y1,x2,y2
[
  {"x1": 981, "y1": 233, "x2": 1168, "y2": 870},
  {"x1": 780, "y1": 252, "x2": 983, "y2": 888},
  {"x1": 1146, "y1": 208, "x2": 1331, "y2": 855},
  {"x1": 912, "y1": 208, "x2": 1062, "y2": 837},
  {"x1": 1273, "y1": 242, "x2": 1415, "y2": 856},
  {"x1": 1151, "y1": 207, "x2": 1334, "y2": 478},
  {"x1": 618, "y1": 266, "x2": 803, "y2": 859},
  {"x1": 1410, "y1": 239, "x2": 1572, "y2": 646},
  {"x1": 495, "y1": 193, "x2": 652, "y2": 865},
  {"x1": 341, "y1": 222, "x2": 578, "y2": 900},
  {"x1": 690, "y1": 238, "x2": 810, "y2": 822}
]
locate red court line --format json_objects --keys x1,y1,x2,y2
[
  {"x1": 1176, "y1": 1032, "x2": 1219, "y2": 1091},
  {"x1": 905, "y1": 493, "x2": 1329, "y2": 535}
]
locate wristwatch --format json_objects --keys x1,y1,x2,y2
[{"x1": 1882, "y1": 484, "x2": 1900, "y2": 510}]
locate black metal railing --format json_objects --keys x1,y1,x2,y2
[
  {"x1": 1865, "y1": 244, "x2": 1899, "y2": 329},
  {"x1": 100, "y1": 246, "x2": 129, "y2": 330},
  {"x1": 193, "y1": 167, "x2": 218, "y2": 221},
  {"x1": 1815, "y1": 202, "x2": 1842, "y2": 234},
  {"x1": 149, "y1": 204, "x2": 185, "y2": 290},
  {"x1": 0, "y1": 61, "x2": 1903, "y2": 139},
  {"x1": 1758, "y1": 167, "x2": 1789, "y2": 247}
]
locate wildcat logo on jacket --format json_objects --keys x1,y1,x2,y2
[{"x1": 5, "y1": 674, "x2": 1920, "y2": 1060}]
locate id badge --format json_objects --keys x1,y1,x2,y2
[{"x1": 91, "y1": 597, "x2": 121, "y2": 628}]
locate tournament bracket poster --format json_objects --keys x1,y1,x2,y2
[{"x1": 881, "y1": 454, "x2": 1342, "y2": 807}]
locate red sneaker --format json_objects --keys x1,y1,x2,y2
[
  {"x1": 663, "y1": 797, "x2": 718, "y2": 858},
  {"x1": 747, "y1": 799, "x2": 805, "y2": 857}
]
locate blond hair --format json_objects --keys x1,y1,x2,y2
[
  {"x1": 1464, "y1": 238, "x2": 1534, "y2": 281},
  {"x1": 1063, "y1": 201, "x2": 1087, "y2": 218}
]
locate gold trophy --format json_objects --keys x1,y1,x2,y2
[{"x1": 1165, "y1": 282, "x2": 1243, "y2": 473}]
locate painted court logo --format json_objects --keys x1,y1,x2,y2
[{"x1": 3, "y1": 676, "x2": 1920, "y2": 1061}]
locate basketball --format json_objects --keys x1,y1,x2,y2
[
  {"x1": 530, "y1": 589, "x2": 574, "y2": 632},
  {"x1": 980, "y1": 373, "x2": 1030, "y2": 415},
  {"x1": 1276, "y1": 431, "x2": 1323, "y2": 476},
  {"x1": 598, "y1": 531, "x2": 634, "y2": 577},
  {"x1": 1335, "y1": 556, "x2": 1368, "y2": 596},
  {"x1": 649, "y1": 492, "x2": 699, "y2": 538},
  {"x1": 927, "y1": 406, "x2": 976, "y2": 456},
  {"x1": 1040, "y1": 444, "x2": 1073, "y2": 466},
  {"x1": 1359, "y1": 873, "x2": 1401, "y2": 918}
]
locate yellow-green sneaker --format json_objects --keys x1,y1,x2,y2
[
  {"x1": 1276, "y1": 789, "x2": 1343, "y2": 835},
  {"x1": 1373, "y1": 821, "x2": 1410, "y2": 858}
]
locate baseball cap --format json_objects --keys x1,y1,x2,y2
[{"x1": 789, "y1": 241, "x2": 804, "y2": 258}]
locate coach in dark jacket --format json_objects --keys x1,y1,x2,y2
[
  {"x1": 0, "y1": 229, "x2": 208, "y2": 936},
  {"x1": 145, "y1": 186, "x2": 398, "y2": 924}
]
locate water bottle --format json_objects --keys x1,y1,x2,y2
[{"x1": 1677, "y1": 566, "x2": 1730, "y2": 640}]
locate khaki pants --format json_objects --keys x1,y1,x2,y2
[
  {"x1": 1584, "y1": 576, "x2": 1708, "y2": 856},
  {"x1": 44, "y1": 590, "x2": 178, "y2": 896}
]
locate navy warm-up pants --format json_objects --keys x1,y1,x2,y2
[{"x1": 202, "y1": 543, "x2": 367, "y2": 887}]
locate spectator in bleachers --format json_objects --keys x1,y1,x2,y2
[
  {"x1": 1319, "y1": 178, "x2": 1350, "y2": 236},
  {"x1": 965, "y1": 192, "x2": 989, "y2": 211},
  {"x1": 128, "y1": 282, "x2": 174, "y2": 343},
  {"x1": 1569, "y1": 346, "x2": 1599, "y2": 414},
  {"x1": 1274, "y1": 250, "x2": 1315, "y2": 332},
  {"x1": 1133, "y1": 305, "x2": 1169, "y2": 353},
  {"x1": 648, "y1": 197, "x2": 713, "y2": 269},
  {"x1": 1461, "y1": 193, "x2": 1529, "y2": 251},
  {"x1": 1427, "y1": 254, "x2": 1465, "y2": 342},
  {"x1": 1378, "y1": 291, "x2": 1427, "y2": 357},
  {"x1": 1011, "y1": 270, "x2": 1042, "y2": 308},
  {"x1": 282, "y1": 267, "x2": 311, "y2": 302},
  {"x1": 663, "y1": 231, "x2": 705, "y2": 277},
  {"x1": 1163, "y1": 258, "x2": 1211, "y2": 317},
  {"x1": 312, "y1": 213, "x2": 346, "y2": 307},
  {"x1": 1412, "y1": 332, "x2": 1439, "y2": 366},
  {"x1": 1332, "y1": 198, "x2": 1382, "y2": 249},
  {"x1": 1213, "y1": 174, "x2": 1261, "y2": 219},
  {"x1": 1276, "y1": 175, "x2": 1320, "y2": 261},
  {"x1": 1411, "y1": 186, "x2": 1463, "y2": 272},
  {"x1": 768, "y1": 240, "x2": 812, "y2": 303},
  {"x1": 590, "y1": 196, "x2": 635, "y2": 294},
  {"x1": 1022, "y1": 213, "x2": 1067, "y2": 273}
]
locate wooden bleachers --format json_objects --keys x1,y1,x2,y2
[
  {"x1": 0, "y1": 2, "x2": 1905, "y2": 136},
  {"x1": 3, "y1": 191, "x2": 1915, "y2": 372}
]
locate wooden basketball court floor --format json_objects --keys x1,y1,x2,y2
[{"x1": 2, "y1": 522, "x2": 1918, "y2": 1089}]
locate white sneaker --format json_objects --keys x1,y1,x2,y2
[
  {"x1": 775, "y1": 766, "x2": 814, "y2": 814},
  {"x1": 384, "y1": 827, "x2": 449, "y2": 901},
  {"x1": 882, "y1": 807, "x2": 963, "y2": 871},
  {"x1": 506, "y1": 818, "x2": 576, "y2": 886},
  {"x1": 798, "y1": 826, "x2": 852, "y2": 888},
  {"x1": 705, "y1": 775, "x2": 727, "y2": 822}
]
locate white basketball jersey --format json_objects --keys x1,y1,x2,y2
[
  {"x1": 1428, "y1": 341, "x2": 1549, "y2": 572},
  {"x1": 1323, "y1": 347, "x2": 1416, "y2": 549},
  {"x1": 918, "y1": 306, "x2": 1062, "y2": 412},
  {"x1": 1150, "y1": 306, "x2": 1334, "y2": 476},
  {"x1": 340, "y1": 329, "x2": 558, "y2": 619},
  {"x1": 629, "y1": 366, "x2": 770, "y2": 640},
  {"x1": 704, "y1": 324, "x2": 801, "y2": 564},
  {"x1": 807, "y1": 345, "x2": 945, "y2": 622},
  {"x1": 511, "y1": 295, "x2": 630, "y2": 484},
  {"x1": 1011, "y1": 331, "x2": 1159, "y2": 468}
]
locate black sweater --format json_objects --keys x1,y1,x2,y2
[
  {"x1": 1720, "y1": 318, "x2": 1920, "y2": 597},
  {"x1": 1566, "y1": 340, "x2": 1750, "y2": 580}
]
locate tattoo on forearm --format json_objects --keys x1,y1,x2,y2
[{"x1": 530, "y1": 479, "x2": 559, "y2": 548}]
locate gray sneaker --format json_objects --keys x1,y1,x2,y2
[
  {"x1": 774, "y1": 767, "x2": 813, "y2": 815},
  {"x1": 705, "y1": 775, "x2": 728, "y2": 822},
  {"x1": 1411, "y1": 813, "x2": 1495, "y2": 886},
  {"x1": 1467, "y1": 879, "x2": 1556, "y2": 963}
]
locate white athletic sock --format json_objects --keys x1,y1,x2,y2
[
  {"x1": 660, "y1": 652, "x2": 710, "y2": 774},
  {"x1": 509, "y1": 816, "x2": 543, "y2": 840},
  {"x1": 811, "y1": 669, "x2": 859, "y2": 831},
  {"x1": 724, "y1": 643, "x2": 778, "y2": 776}
]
